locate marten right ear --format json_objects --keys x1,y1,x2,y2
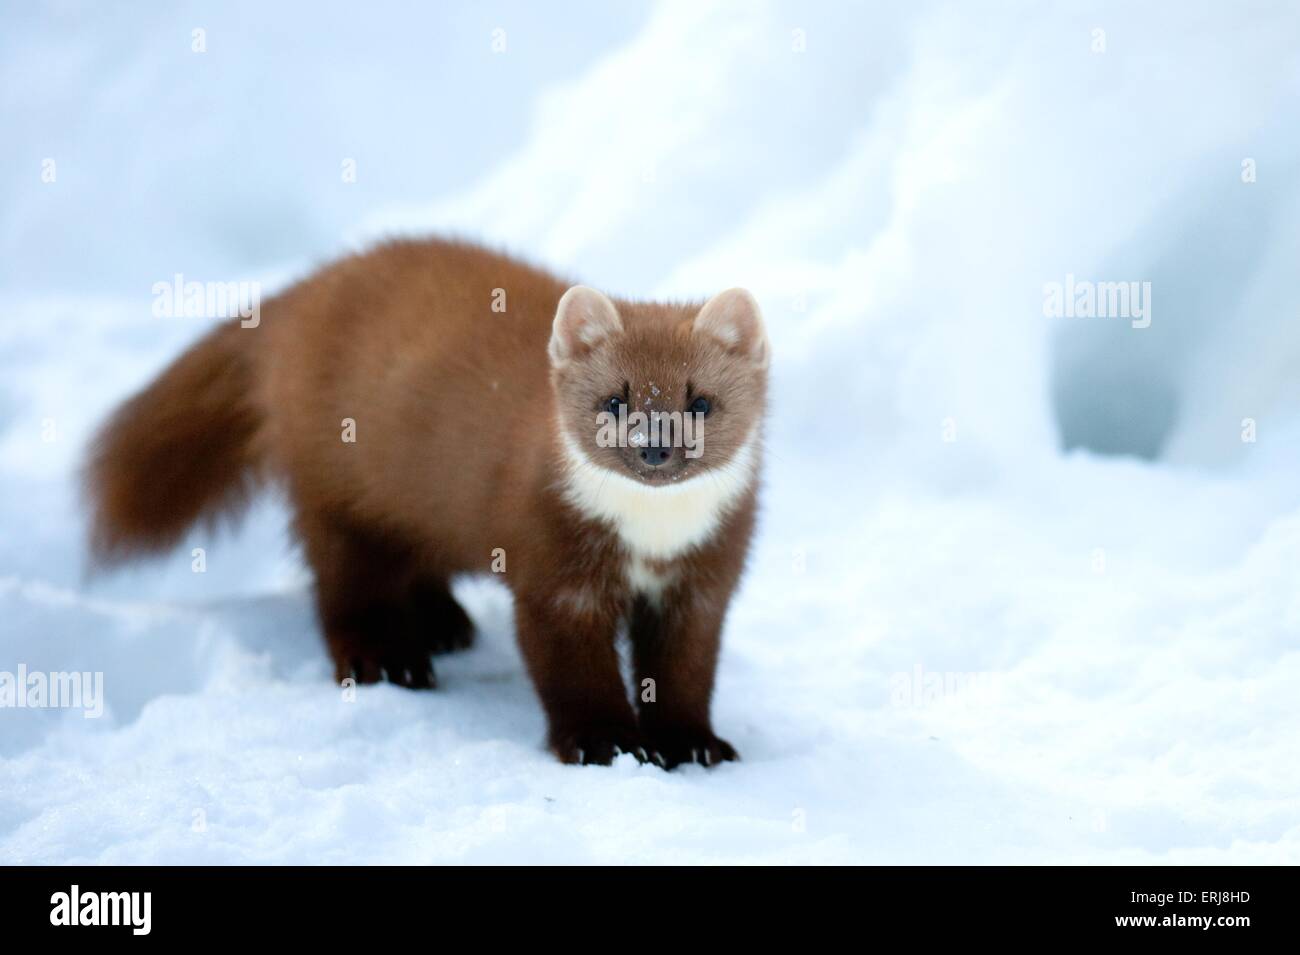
[
  {"x1": 549, "y1": 286, "x2": 623, "y2": 366},
  {"x1": 693, "y1": 288, "x2": 769, "y2": 368}
]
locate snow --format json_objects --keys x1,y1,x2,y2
[{"x1": 3, "y1": 1, "x2": 1300, "y2": 863}]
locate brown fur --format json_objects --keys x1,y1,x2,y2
[{"x1": 85, "y1": 238, "x2": 767, "y2": 768}]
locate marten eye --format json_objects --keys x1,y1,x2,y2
[
  {"x1": 605, "y1": 396, "x2": 623, "y2": 414},
  {"x1": 689, "y1": 397, "x2": 711, "y2": 415}
]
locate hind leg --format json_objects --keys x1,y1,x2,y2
[
  {"x1": 407, "y1": 575, "x2": 475, "y2": 655},
  {"x1": 298, "y1": 508, "x2": 438, "y2": 689}
]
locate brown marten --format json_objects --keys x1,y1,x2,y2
[{"x1": 85, "y1": 238, "x2": 768, "y2": 768}]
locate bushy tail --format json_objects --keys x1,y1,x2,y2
[{"x1": 85, "y1": 320, "x2": 264, "y2": 564}]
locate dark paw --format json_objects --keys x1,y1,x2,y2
[
  {"x1": 642, "y1": 726, "x2": 739, "y2": 770},
  {"x1": 409, "y1": 585, "x2": 475, "y2": 655},
  {"x1": 420, "y1": 620, "x2": 474, "y2": 655},
  {"x1": 331, "y1": 641, "x2": 437, "y2": 690},
  {"x1": 550, "y1": 724, "x2": 650, "y2": 766}
]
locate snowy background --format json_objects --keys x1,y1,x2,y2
[{"x1": 3, "y1": 1, "x2": 1300, "y2": 863}]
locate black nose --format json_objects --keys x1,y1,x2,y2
[{"x1": 639, "y1": 447, "x2": 672, "y2": 467}]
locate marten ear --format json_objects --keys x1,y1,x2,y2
[
  {"x1": 549, "y1": 286, "x2": 623, "y2": 366},
  {"x1": 692, "y1": 288, "x2": 769, "y2": 367}
]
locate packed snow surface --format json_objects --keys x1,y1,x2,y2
[{"x1": 2, "y1": 1, "x2": 1299, "y2": 863}]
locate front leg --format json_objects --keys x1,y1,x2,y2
[
  {"x1": 629, "y1": 590, "x2": 738, "y2": 769},
  {"x1": 513, "y1": 592, "x2": 644, "y2": 765}
]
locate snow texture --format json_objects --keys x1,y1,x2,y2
[{"x1": 2, "y1": 1, "x2": 1299, "y2": 863}]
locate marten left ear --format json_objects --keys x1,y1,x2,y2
[
  {"x1": 692, "y1": 288, "x2": 769, "y2": 367},
  {"x1": 549, "y1": 286, "x2": 624, "y2": 367}
]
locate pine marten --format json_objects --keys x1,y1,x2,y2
[{"x1": 85, "y1": 238, "x2": 769, "y2": 768}]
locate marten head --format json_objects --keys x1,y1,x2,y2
[{"x1": 549, "y1": 285, "x2": 768, "y2": 499}]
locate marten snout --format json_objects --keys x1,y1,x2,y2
[{"x1": 639, "y1": 445, "x2": 674, "y2": 467}]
